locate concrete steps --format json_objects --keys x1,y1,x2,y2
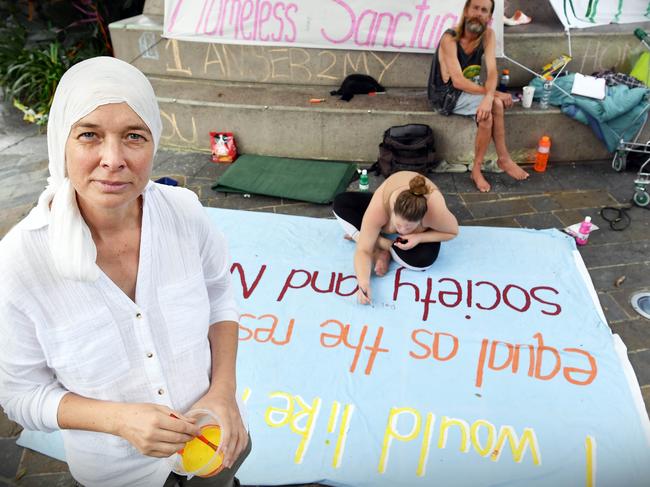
[
  {"x1": 149, "y1": 75, "x2": 634, "y2": 163},
  {"x1": 109, "y1": 2, "x2": 650, "y2": 163}
]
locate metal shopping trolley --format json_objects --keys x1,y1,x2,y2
[
  {"x1": 612, "y1": 109, "x2": 650, "y2": 207},
  {"x1": 611, "y1": 28, "x2": 650, "y2": 207}
]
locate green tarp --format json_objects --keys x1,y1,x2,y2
[{"x1": 211, "y1": 155, "x2": 357, "y2": 204}]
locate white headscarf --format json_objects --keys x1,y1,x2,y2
[{"x1": 37, "y1": 56, "x2": 162, "y2": 282}]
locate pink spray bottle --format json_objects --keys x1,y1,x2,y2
[{"x1": 575, "y1": 216, "x2": 593, "y2": 246}]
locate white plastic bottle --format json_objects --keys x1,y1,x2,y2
[{"x1": 540, "y1": 81, "x2": 552, "y2": 109}]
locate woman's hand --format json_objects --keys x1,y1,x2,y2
[
  {"x1": 116, "y1": 403, "x2": 199, "y2": 457},
  {"x1": 394, "y1": 233, "x2": 422, "y2": 251},
  {"x1": 190, "y1": 390, "x2": 248, "y2": 469},
  {"x1": 357, "y1": 283, "x2": 372, "y2": 305}
]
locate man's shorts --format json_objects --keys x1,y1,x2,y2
[{"x1": 452, "y1": 92, "x2": 483, "y2": 116}]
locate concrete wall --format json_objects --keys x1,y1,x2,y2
[
  {"x1": 111, "y1": 14, "x2": 648, "y2": 88},
  {"x1": 143, "y1": 0, "x2": 163, "y2": 16}
]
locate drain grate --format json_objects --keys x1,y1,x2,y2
[{"x1": 631, "y1": 292, "x2": 650, "y2": 320}]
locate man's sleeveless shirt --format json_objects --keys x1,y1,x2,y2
[{"x1": 428, "y1": 29, "x2": 485, "y2": 113}]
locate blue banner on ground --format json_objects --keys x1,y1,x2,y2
[
  {"x1": 220, "y1": 209, "x2": 650, "y2": 486},
  {"x1": 18, "y1": 208, "x2": 650, "y2": 486}
]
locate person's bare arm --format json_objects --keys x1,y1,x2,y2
[
  {"x1": 483, "y1": 29, "x2": 498, "y2": 96},
  {"x1": 474, "y1": 29, "x2": 498, "y2": 121},
  {"x1": 439, "y1": 34, "x2": 486, "y2": 95},
  {"x1": 426, "y1": 191, "x2": 460, "y2": 237},
  {"x1": 484, "y1": 29, "x2": 514, "y2": 109},
  {"x1": 57, "y1": 394, "x2": 200, "y2": 457},
  {"x1": 189, "y1": 321, "x2": 247, "y2": 469},
  {"x1": 353, "y1": 192, "x2": 387, "y2": 304}
]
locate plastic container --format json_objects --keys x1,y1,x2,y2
[
  {"x1": 168, "y1": 409, "x2": 224, "y2": 479},
  {"x1": 575, "y1": 216, "x2": 593, "y2": 245},
  {"x1": 498, "y1": 69, "x2": 510, "y2": 92},
  {"x1": 539, "y1": 80, "x2": 552, "y2": 109},
  {"x1": 534, "y1": 136, "x2": 552, "y2": 172},
  {"x1": 522, "y1": 86, "x2": 535, "y2": 108},
  {"x1": 359, "y1": 169, "x2": 369, "y2": 191}
]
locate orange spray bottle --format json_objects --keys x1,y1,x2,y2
[{"x1": 534, "y1": 135, "x2": 551, "y2": 172}]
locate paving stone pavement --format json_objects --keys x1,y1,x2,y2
[{"x1": 0, "y1": 102, "x2": 649, "y2": 486}]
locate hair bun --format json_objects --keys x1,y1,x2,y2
[{"x1": 409, "y1": 175, "x2": 429, "y2": 197}]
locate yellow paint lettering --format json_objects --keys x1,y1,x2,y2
[
  {"x1": 438, "y1": 416, "x2": 470, "y2": 453},
  {"x1": 327, "y1": 401, "x2": 340, "y2": 434},
  {"x1": 288, "y1": 395, "x2": 322, "y2": 464},
  {"x1": 416, "y1": 413, "x2": 435, "y2": 477},
  {"x1": 332, "y1": 404, "x2": 355, "y2": 468},
  {"x1": 470, "y1": 419, "x2": 496, "y2": 457},
  {"x1": 492, "y1": 426, "x2": 541, "y2": 466},
  {"x1": 586, "y1": 435, "x2": 596, "y2": 487},
  {"x1": 378, "y1": 407, "x2": 421, "y2": 474},
  {"x1": 264, "y1": 391, "x2": 293, "y2": 427},
  {"x1": 241, "y1": 387, "x2": 252, "y2": 404}
]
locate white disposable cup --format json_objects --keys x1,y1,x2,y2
[
  {"x1": 167, "y1": 409, "x2": 223, "y2": 479},
  {"x1": 522, "y1": 86, "x2": 535, "y2": 108}
]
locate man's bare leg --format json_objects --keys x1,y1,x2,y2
[
  {"x1": 492, "y1": 97, "x2": 529, "y2": 181},
  {"x1": 471, "y1": 114, "x2": 493, "y2": 192}
]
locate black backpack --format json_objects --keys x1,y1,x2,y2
[{"x1": 369, "y1": 124, "x2": 438, "y2": 177}]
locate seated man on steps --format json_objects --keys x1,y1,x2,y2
[{"x1": 428, "y1": 0, "x2": 529, "y2": 192}]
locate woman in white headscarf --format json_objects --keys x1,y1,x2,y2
[{"x1": 0, "y1": 57, "x2": 250, "y2": 487}]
